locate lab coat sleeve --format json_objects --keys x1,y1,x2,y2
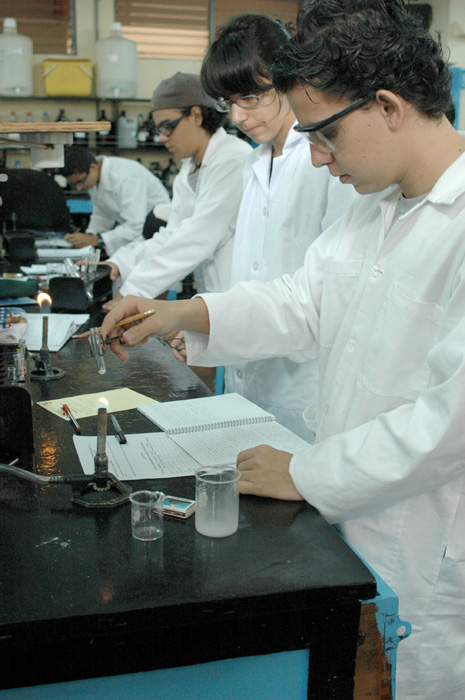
[
  {"x1": 289, "y1": 271, "x2": 465, "y2": 524},
  {"x1": 108, "y1": 236, "x2": 162, "y2": 281},
  {"x1": 184, "y1": 214, "x2": 345, "y2": 364},
  {"x1": 185, "y1": 249, "x2": 325, "y2": 367},
  {"x1": 119, "y1": 151, "x2": 246, "y2": 299},
  {"x1": 89, "y1": 177, "x2": 169, "y2": 257},
  {"x1": 86, "y1": 208, "x2": 115, "y2": 239},
  {"x1": 108, "y1": 195, "x2": 184, "y2": 281}
]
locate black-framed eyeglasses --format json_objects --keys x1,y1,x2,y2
[
  {"x1": 215, "y1": 86, "x2": 274, "y2": 113},
  {"x1": 294, "y1": 97, "x2": 371, "y2": 152},
  {"x1": 153, "y1": 114, "x2": 186, "y2": 137}
]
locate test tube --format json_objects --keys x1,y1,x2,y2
[
  {"x1": 7, "y1": 365, "x2": 16, "y2": 385},
  {"x1": 14, "y1": 349, "x2": 27, "y2": 383},
  {"x1": 64, "y1": 257, "x2": 80, "y2": 278},
  {"x1": 88, "y1": 327, "x2": 106, "y2": 375}
]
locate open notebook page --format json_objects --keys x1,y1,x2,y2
[
  {"x1": 138, "y1": 392, "x2": 275, "y2": 434},
  {"x1": 171, "y1": 420, "x2": 311, "y2": 467}
]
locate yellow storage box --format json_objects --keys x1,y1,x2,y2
[{"x1": 42, "y1": 59, "x2": 93, "y2": 97}]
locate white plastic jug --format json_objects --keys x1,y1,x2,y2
[
  {"x1": 95, "y1": 22, "x2": 137, "y2": 98},
  {"x1": 0, "y1": 18, "x2": 33, "y2": 96},
  {"x1": 117, "y1": 112, "x2": 138, "y2": 149}
]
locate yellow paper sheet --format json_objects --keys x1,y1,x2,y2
[{"x1": 37, "y1": 388, "x2": 158, "y2": 419}]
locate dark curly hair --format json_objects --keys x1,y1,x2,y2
[
  {"x1": 180, "y1": 105, "x2": 227, "y2": 135},
  {"x1": 201, "y1": 13, "x2": 292, "y2": 99},
  {"x1": 272, "y1": 0, "x2": 452, "y2": 119}
]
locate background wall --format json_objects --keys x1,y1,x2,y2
[
  {"x1": 27, "y1": 0, "x2": 465, "y2": 123},
  {"x1": 27, "y1": 0, "x2": 203, "y2": 116}
]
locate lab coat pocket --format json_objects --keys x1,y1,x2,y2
[
  {"x1": 320, "y1": 259, "x2": 362, "y2": 349},
  {"x1": 358, "y1": 283, "x2": 443, "y2": 400}
]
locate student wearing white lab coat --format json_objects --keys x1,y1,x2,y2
[
  {"x1": 103, "y1": 72, "x2": 251, "y2": 306},
  {"x1": 227, "y1": 135, "x2": 357, "y2": 439},
  {"x1": 100, "y1": 2, "x2": 465, "y2": 697},
  {"x1": 62, "y1": 147, "x2": 170, "y2": 257},
  {"x1": 197, "y1": 15, "x2": 359, "y2": 437}
]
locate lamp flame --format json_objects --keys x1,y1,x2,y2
[
  {"x1": 37, "y1": 293, "x2": 52, "y2": 313},
  {"x1": 98, "y1": 397, "x2": 109, "y2": 409}
]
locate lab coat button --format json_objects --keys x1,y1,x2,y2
[
  {"x1": 252, "y1": 261, "x2": 259, "y2": 271},
  {"x1": 371, "y1": 264, "x2": 383, "y2": 277},
  {"x1": 348, "y1": 337, "x2": 357, "y2": 350},
  {"x1": 323, "y1": 403, "x2": 330, "y2": 414},
  {"x1": 236, "y1": 370, "x2": 242, "y2": 378}
]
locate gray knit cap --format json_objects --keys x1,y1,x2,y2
[{"x1": 151, "y1": 72, "x2": 217, "y2": 110}]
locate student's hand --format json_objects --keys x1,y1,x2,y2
[
  {"x1": 237, "y1": 445, "x2": 304, "y2": 500},
  {"x1": 100, "y1": 262, "x2": 120, "y2": 282},
  {"x1": 170, "y1": 332, "x2": 187, "y2": 362},
  {"x1": 102, "y1": 292, "x2": 123, "y2": 312},
  {"x1": 100, "y1": 295, "x2": 184, "y2": 362},
  {"x1": 100, "y1": 295, "x2": 209, "y2": 362},
  {"x1": 65, "y1": 232, "x2": 99, "y2": 248}
]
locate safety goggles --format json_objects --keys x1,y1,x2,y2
[
  {"x1": 153, "y1": 114, "x2": 186, "y2": 137},
  {"x1": 294, "y1": 97, "x2": 371, "y2": 152},
  {"x1": 68, "y1": 170, "x2": 90, "y2": 187},
  {"x1": 215, "y1": 86, "x2": 274, "y2": 113}
]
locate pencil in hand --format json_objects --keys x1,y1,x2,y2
[{"x1": 72, "y1": 309, "x2": 157, "y2": 340}]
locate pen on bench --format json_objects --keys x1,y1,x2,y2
[
  {"x1": 111, "y1": 414, "x2": 127, "y2": 444},
  {"x1": 72, "y1": 309, "x2": 157, "y2": 340},
  {"x1": 62, "y1": 404, "x2": 81, "y2": 434}
]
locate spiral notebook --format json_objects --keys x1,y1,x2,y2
[
  {"x1": 137, "y1": 393, "x2": 311, "y2": 467},
  {"x1": 137, "y1": 393, "x2": 276, "y2": 434}
]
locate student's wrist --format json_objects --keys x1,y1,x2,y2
[
  {"x1": 95, "y1": 233, "x2": 106, "y2": 251},
  {"x1": 177, "y1": 297, "x2": 210, "y2": 335}
]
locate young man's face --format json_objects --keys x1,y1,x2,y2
[
  {"x1": 287, "y1": 84, "x2": 396, "y2": 195},
  {"x1": 152, "y1": 108, "x2": 199, "y2": 160},
  {"x1": 66, "y1": 162, "x2": 99, "y2": 191}
]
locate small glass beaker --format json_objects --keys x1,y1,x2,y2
[
  {"x1": 195, "y1": 466, "x2": 240, "y2": 538},
  {"x1": 129, "y1": 490, "x2": 165, "y2": 541}
]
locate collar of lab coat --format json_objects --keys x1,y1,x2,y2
[
  {"x1": 180, "y1": 127, "x2": 228, "y2": 172},
  {"x1": 378, "y1": 142, "x2": 465, "y2": 223},
  {"x1": 95, "y1": 155, "x2": 112, "y2": 192},
  {"x1": 426, "y1": 144, "x2": 465, "y2": 205},
  {"x1": 374, "y1": 143, "x2": 465, "y2": 237},
  {"x1": 249, "y1": 120, "x2": 304, "y2": 165},
  {"x1": 248, "y1": 121, "x2": 304, "y2": 192}
]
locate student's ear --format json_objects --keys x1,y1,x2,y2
[
  {"x1": 90, "y1": 161, "x2": 101, "y2": 181},
  {"x1": 190, "y1": 105, "x2": 203, "y2": 126},
  {"x1": 374, "y1": 89, "x2": 405, "y2": 130}
]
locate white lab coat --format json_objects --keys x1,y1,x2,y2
[
  {"x1": 110, "y1": 128, "x2": 252, "y2": 297},
  {"x1": 86, "y1": 156, "x2": 170, "y2": 257},
  {"x1": 186, "y1": 148, "x2": 465, "y2": 699},
  {"x1": 225, "y1": 127, "x2": 359, "y2": 438}
]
